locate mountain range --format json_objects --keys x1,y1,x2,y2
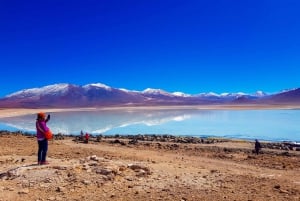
[{"x1": 0, "y1": 83, "x2": 299, "y2": 108}]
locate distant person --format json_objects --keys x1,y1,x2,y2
[
  {"x1": 80, "y1": 130, "x2": 84, "y2": 141},
  {"x1": 85, "y1": 132, "x2": 89, "y2": 143},
  {"x1": 36, "y1": 112, "x2": 51, "y2": 165},
  {"x1": 254, "y1": 139, "x2": 262, "y2": 155}
]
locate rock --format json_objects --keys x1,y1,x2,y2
[
  {"x1": 128, "y1": 164, "x2": 151, "y2": 175},
  {"x1": 88, "y1": 162, "x2": 98, "y2": 166},
  {"x1": 136, "y1": 169, "x2": 150, "y2": 177},
  {"x1": 90, "y1": 155, "x2": 99, "y2": 161},
  {"x1": 56, "y1": 186, "x2": 66, "y2": 192},
  {"x1": 210, "y1": 169, "x2": 219, "y2": 174},
  {"x1": 7, "y1": 170, "x2": 19, "y2": 179},
  {"x1": 274, "y1": 185, "x2": 281, "y2": 189},
  {"x1": 96, "y1": 168, "x2": 113, "y2": 176},
  {"x1": 53, "y1": 166, "x2": 67, "y2": 170},
  {"x1": 4, "y1": 187, "x2": 14, "y2": 191},
  {"x1": 82, "y1": 180, "x2": 91, "y2": 185},
  {"x1": 18, "y1": 189, "x2": 29, "y2": 194},
  {"x1": 119, "y1": 165, "x2": 127, "y2": 171},
  {"x1": 279, "y1": 189, "x2": 289, "y2": 194},
  {"x1": 125, "y1": 176, "x2": 134, "y2": 181}
]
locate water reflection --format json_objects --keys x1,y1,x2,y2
[
  {"x1": 0, "y1": 109, "x2": 204, "y2": 135},
  {"x1": 0, "y1": 109, "x2": 299, "y2": 141}
]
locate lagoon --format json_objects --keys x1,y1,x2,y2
[{"x1": 0, "y1": 108, "x2": 299, "y2": 142}]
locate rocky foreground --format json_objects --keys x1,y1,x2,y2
[{"x1": 0, "y1": 132, "x2": 300, "y2": 201}]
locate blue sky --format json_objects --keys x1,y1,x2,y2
[{"x1": 0, "y1": 0, "x2": 299, "y2": 97}]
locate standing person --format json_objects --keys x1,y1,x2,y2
[
  {"x1": 80, "y1": 130, "x2": 84, "y2": 141},
  {"x1": 85, "y1": 132, "x2": 89, "y2": 144},
  {"x1": 255, "y1": 139, "x2": 262, "y2": 155},
  {"x1": 36, "y1": 112, "x2": 51, "y2": 165}
]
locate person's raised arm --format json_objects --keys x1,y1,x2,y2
[{"x1": 46, "y1": 114, "x2": 50, "y2": 122}]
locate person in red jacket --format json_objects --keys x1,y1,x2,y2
[
  {"x1": 36, "y1": 112, "x2": 50, "y2": 165},
  {"x1": 85, "y1": 132, "x2": 89, "y2": 143}
]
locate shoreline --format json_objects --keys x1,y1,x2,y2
[
  {"x1": 1, "y1": 130, "x2": 300, "y2": 153},
  {"x1": 0, "y1": 104, "x2": 300, "y2": 118},
  {"x1": 0, "y1": 129, "x2": 299, "y2": 144}
]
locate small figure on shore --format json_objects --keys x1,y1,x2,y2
[
  {"x1": 80, "y1": 130, "x2": 84, "y2": 141},
  {"x1": 36, "y1": 112, "x2": 51, "y2": 165},
  {"x1": 254, "y1": 139, "x2": 262, "y2": 155},
  {"x1": 85, "y1": 132, "x2": 89, "y2": 144}
]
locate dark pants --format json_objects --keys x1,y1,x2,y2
[
  {"x1": 255, "y1": 148, "x2": 260, "y2": 155},
  {"x1": 38, "y1": 139, "x2": 48, "y2": 162}
]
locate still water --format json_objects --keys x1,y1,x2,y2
[{"x1": 0, "y1": 108, "x2": 299, "y2": 142}]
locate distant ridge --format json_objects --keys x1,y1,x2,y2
[{"x1": 0, "y1": 83, "x2": 299, "y2": 108}]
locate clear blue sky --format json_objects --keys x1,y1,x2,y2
[{"x1": 0, "y1": 0, "x2": 299, "y2": 97}]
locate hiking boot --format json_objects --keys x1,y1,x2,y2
[{"x1": 41, "y1": 161, "x2": 49, "y2": 165}]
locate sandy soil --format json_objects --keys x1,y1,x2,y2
[{"x1": 0, "y1": 133, "x2": 299, "y2": 201}]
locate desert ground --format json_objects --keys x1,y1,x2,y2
[{"x1": 0, "y1": 132, "x2": 299, "y2": 201}]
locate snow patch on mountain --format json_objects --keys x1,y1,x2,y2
[
  {"x1": 254, "y1": 91, "x2": 267, "y2": 97},
  {"x1": 119, "y1": 88, "x2": 130, "y2": 92},
  {"x1": 119, "y1": 88, "x2": 140, "y2": 93},
  {"x1": 142, "y1": 88, "x2": 172, "y2": 96},
  {"x1": 196, "y1": 92, "x2": 220, "y2": 97},
  {"x1": 172, "y1": 92, "x2": 191, "y2": 97},
  {"x1": 6, "y1": 83, "x2": 70, "y2": 98},
  {"x1": 83, "y1": 83, "x2": 112, "y2": 90},
  {"x1": 220, "y1": 92, "x2": 247, "y2": 98},
  {"x1": 279, "y1": 88, "x2": 299, "y2": 94}
]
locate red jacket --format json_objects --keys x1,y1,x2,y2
[
  {"x1": 36, "y1": 120, "x2": 49, "y2": 140},
  {"x1": 85, "y1": 133, "x2": 89, "y2": 140}
]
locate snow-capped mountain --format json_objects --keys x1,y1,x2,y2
[
  {"x1": 0, "y1": 83, "x2": 299, "y2": 108},
  {"x1": 83, "y1": 83, "x2": 112, "y2": 91},
  {"x1": 263, "y1": 88, "x2": 300, "y2": 103},
  {"x1": 254, "y1": 91, "x2": 268, "y2": 97},
  {"x1": 172, "y1": 92, "x2": 191, "y2": 97},
  {"x1": 6, "y1": 83, "x2": 72, "y2": 99},
  {"x1": 142, "y1": 88, "x2": 173, "y2": 96}
]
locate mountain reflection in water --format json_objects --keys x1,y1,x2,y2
[{"x1": 0, "y1": 109, "x2": 300, "y2": 141}]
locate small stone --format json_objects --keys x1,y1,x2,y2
[
  {"x1": 280, "y1": 189, "x2": 289, "y2": 194},
  {"x1": 5, "y1": 187, "x2": 14, "y2": 191},
  {"x1": 274, "y1": 185, "x2": 281, "y2": 189},
  {"x1": 18, "y1": 189, "x2": 29, "y2": 194},
  {"x1": 82, "y1": 180, "x2": 91, "y2": 185},
  {"x1": 56, "y1": 186, "x2": 66, "y2": 192},
  {"x1": 96, "y1": 168, "x2": 113, "y2": 176},
  {"x1": 119, "y1": 166, "x2": 126, "y2": 171},
  {"x1": 125, "y1": 176, "x2": 134, "y2": 181},
  {"x1": 90, "y1": 155, "x2": 99, "y2": 161}
]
